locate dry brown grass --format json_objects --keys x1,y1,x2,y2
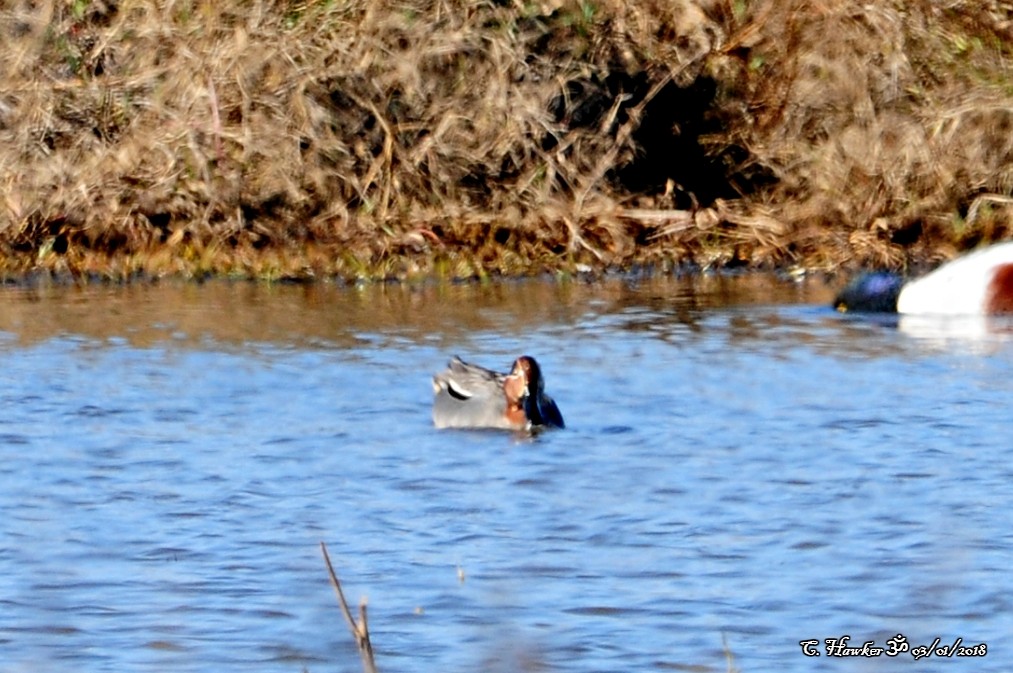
[
  {"x1": 715, "y1": 0, "x2": 1013, "y2": 271},
  {"x1": 1, "y1": 0, "x2": 1012, "y2": 280}
]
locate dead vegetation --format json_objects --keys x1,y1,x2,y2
[
  {"x1": 1, "y1": 0, "x2": 1012, "y2": 280},
  {"x1": 321, "y1": 542, "x2": 378, "y2": 673}
]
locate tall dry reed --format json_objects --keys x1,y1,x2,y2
[{"x1": 0, "y1": 0, "x2": 1011, "y2": 279}]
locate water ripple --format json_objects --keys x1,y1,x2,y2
[{"x1": 0, "y1": 280, "x2": 1011, "y2": 671}]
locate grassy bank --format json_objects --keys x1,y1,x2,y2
[{"x1": 2, "y1": 0, "x2": 1012, "y2": 281}]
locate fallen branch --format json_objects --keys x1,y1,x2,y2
[
  {"x1": 320, "y1": 542, "x2": 379, "y2": 673},
  {"x1": 965, "y1": 193, "x2": 1013, "y2": 229}
]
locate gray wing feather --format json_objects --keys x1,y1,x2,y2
[{"x1": 432, "y1": 357, "x2": 511, "y2": 429}]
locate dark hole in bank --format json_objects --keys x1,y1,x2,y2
[{"x1": 548, "y1": 72, "x2": 776, "y2": 210}]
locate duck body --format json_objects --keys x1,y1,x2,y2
[
  {"x1": 835, "y1": 242, "x2": 1013, "y2": 315},
  {"x1": 432, "y1": 355, "x2": 564, "y2": 431}
]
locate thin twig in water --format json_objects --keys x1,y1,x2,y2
[
  {"x1": 320, "y1": 542, "x2": 379, "y2": 673},
  {"x1": 722, "y1": 633, "x2": 739, "y2": 673}
]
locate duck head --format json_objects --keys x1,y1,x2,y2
[
  {"x1": 834, "y1": 272, "x2": 905, "y2": 313},
  {"x1": 507, "y1": 356, "x2": 565, "y2": 429}
]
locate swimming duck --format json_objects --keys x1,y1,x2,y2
[
  {"x1": 432, "y1": 355, "x2": 565, "y2": 431},
  {"x1": 834, "y1": 241, "x2": 1013, "y2": 315}
]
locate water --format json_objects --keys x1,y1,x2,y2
[{"x1": 0, "y1": 276, "x2": 1010, "y2": 672}]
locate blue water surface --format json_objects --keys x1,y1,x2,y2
[{"x1": 0, "y1": 276, "x2": 1010, "y2": 673}]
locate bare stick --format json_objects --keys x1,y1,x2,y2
[
  {"x1": 320, "y1": 542, "x2": 379, "y2": 673},
  {"x1": 966, "y1": 193, "x2": 1013, "y2": 229}
]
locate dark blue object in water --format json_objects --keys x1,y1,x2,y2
[{"x1": 834, "y1": 272, "x2": 904, "y2": 313}]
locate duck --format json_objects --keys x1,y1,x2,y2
[
  {"x1": 834, "y1": 241, "x2": 1013, "y2": 315},
  {"x1": 432, "y1": 355, "x2": 565, "y2": 431}
]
